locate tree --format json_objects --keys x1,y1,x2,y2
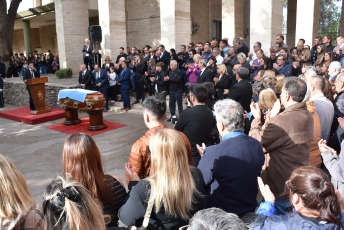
[
  {"x1": 0, "y1": 0, "x2": 22, "y2": 61},
  {"x1": 319, "y1": 0, "x2": 341, "y2": 42}
]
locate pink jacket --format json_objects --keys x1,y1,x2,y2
[{"x1": 186, "y1": 63, "x2": 200, "y2": 83}]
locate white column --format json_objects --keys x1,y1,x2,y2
[
  {"x1": 160, "y1": 0, "x2": 191, "y2": 50},
  {"x1": 295, "y1": 0, "x2": 320, "y2": 47},
  {"x1": 222, "y1": 0, "x2": 244, "y2": 40},
  {"x1": 55, "y1": 0, "x2": 89, "y2": 73},
  {"x1": 249, "y1": 0, "x2": 283, "y2": 55},
  {"x1": 99, "y1": 0, "x2": 127, "y2": 61}
]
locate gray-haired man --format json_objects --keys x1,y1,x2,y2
[{"x1": 164, "y1": 60, "x2": 184, "y2": 121}]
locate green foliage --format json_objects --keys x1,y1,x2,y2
[
  {"x1": 319, "y1": 0, "x2": 341, "y2": 43},
  {"x1": 55, "y1": 68, "x2": 72, "y2": 79}
]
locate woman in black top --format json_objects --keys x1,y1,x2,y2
[
  {"x1": 62, "y1": 133, "x2": 127, "y2": 228},
  {"x1": 214, "y1": 64, "x2": 232, "y2": 100},
  {"x1": 119, "y1": 128, "x2": 205, "y2": 230},
  {"x1": 169, "y1": 49, "x2": 178, "y2": 63},
  {"x1": 206, "y1": 56, "x2": 217, "y2": 79},
  {"x1": 133, "y1": 54, "x2": 148, "y2": 104}
]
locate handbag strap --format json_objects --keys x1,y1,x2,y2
[{"x1": 141, "y1": 191, "x2": 155, "y2": 229}]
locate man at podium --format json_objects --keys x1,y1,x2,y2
[{"x1": 23, "y1": 62, "x2": 40, "y2": 111}]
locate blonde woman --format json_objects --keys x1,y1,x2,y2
[
  {"x1": 0, "y1": 154, "x2": 44, "y2": 229},
  {"x1": 274, "y1": 74, "x2": 285, "y2": 98},
  {"x1": 186, "y1": 54, "x2": 201, "y2": 83},
  {"x1": 120, "y1": 128, "x2": 205, "y2": 229},
  {"x1": 43, "y1": 176, "x2": 107, "y2": 230},
  {"x1": 214, "y1": 64, "x2": 233, "y2": 100}
]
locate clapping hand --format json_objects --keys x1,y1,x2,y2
[
  {"x1": 125, "y1": 162, "x2": 140, "y2": 181},
  {"x1": 196, "y1": 143, "x2": 206, "y2": 157},
  {"x1": 258, "y1": 177, "x2": 275, "y2": 203},
  {"x1": 223, "y1": 89, "x2": 229, "y2": 95},
  {"x1": 164, "y1": 76, "x2": 169, "y2": 81},
  {"x1": 318, "y1": 139, "x2": 337, "y2": 155},
  {"x1": 250, "y1": 102, "x2": 261, "y2": 119},
  {"x1": 266, "y1": 99, "x2": 281, "y2": 121}
]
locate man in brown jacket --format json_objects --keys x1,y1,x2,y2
[
  {"x1": 249, "y1": 77, "x2": 314, "y2": 215},
  {"x1": 126, "y1": 96, "x2": 192, "y2": 184}
]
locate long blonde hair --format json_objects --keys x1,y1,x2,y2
[
  {"x1": 258, "y1": 88, "x2": 278, "y2": 113},
  {"x1": 147, "y1": 129, "x2": 196, "y2": 220},
  {"x1": 43, "y1": 176, "x2": 107, "y2": 230},
  {"x1": 0, "y1": 154, "x2": 36, "y2": 219}
]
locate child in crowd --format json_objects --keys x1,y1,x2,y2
[{"x1": 108, "y1": 66, "x2": 118, "y2": 103}]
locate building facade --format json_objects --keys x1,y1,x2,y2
[{"x1": 9, "y1": 0, "x2": 339, "y2": 74}]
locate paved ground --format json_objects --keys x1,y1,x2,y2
[{"x1": 0, "y1": 104, "x2": 162, "y2": 204}]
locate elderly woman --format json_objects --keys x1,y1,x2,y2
[
  {"x1": 206, "y1": 56, "x2": 217, "y2": 78},
  {"x1": 237, "y1": 52, "x2": 251, "y2": 72},
  {"x1": 252, "y1": 166, "x2": 344, "y2": 229},
  {"x1": 186, "y1": 54, "x2": 201, "y2": 84},
  {"x1": 251, "y1": 49, "x2": 265, "y2": 80}
]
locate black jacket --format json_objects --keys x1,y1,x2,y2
[
  {"x1": 116, "y1": 54, "x2": 128, "y2": 64},
  {"x1": 155, "y1": 70, "x2": 168, "y2": 93},
  {"x1": 0, "y1": 62, "x2": 5, "y2": 78},
  {"x1": 78, "y1": 70, "x2": 93, "y2": 90},
  {"x1": 197, "y1": 69, "x2": 213, "y2": 84},
  {"x1": 227, "y1": 79, "x2": 253, "y2": 112},
  {"x1": 23, "y1": 68, "x2": 40, "y2": 81},
  {"x1": 168, "y1": 69, "x2": 184, "y2": 91},
  {"x1": 157, "y1": 51, "x2": 171, "y2": 71},
  {"x1": 118, "y1": 167, "x2": 206, "y2": 230},
  {"x1": 215, "y1": 74, "x2": 232, "y2": 100},
  {"x1": 133, "y1": 61, "x2": 147, "y2": 81}
]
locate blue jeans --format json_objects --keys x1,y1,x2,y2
[
  {"x1": 275, "y1": 198, "x2": 291, "y2": 215},
  {"x1": 40, "y1": 66, "x2": 47, "y2": 74},
  {"x1": 169, "y1": 89, "x2": 183, "y2": 116}
]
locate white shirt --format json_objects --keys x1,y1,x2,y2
[
  {"x1": 215, "y1": 55, "x2": 224, "y2": 65},
  {"x1": 109, "y1": 72, "x2": 117, "y2": 86}
]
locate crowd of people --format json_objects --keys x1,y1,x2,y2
[
  {"x1": 3, "y1": 33, "x2": 344, "y2": 229},
  {"x1": 1, "y1": 50, "x2": 59, "y2": 78}
]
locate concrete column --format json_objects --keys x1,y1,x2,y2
[
  {"x1": 55, "y1": 0, "x2": 89, "y2": 73},
  {"x1": 22, "y1": 20, "x2": 32, "y2": 56},
  {"x1": 286, "y1": 0, "x2": 297, "y2": 48},
  {"x1": 222, "y1": 0, "x2": 244, "y2": 40},
  {"x1": 99, "y1": 0, "x2": 127, "y2": 61},
  {"x1": 295, "y1": 0, "x2": 320, "y2": 47},
  {"x1": 249, "y1": 0, "x2": 283, "y2": 55},
  {"x1": 160, "y1": 0, "x2": 191, "y2": 50}
]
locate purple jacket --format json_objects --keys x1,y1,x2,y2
[{"x1": 186, "y1": 63, "x2": 200, "y2": 83}]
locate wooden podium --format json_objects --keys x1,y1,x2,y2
[{"x1": 25, "y1": 77, "x2": 51, "y2": 115}]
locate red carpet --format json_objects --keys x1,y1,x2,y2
[
  {"x1": 46, "y1": 118, "x2": 126, "y2": 136},
  {"x1": 0, "y1": 107, "x2": 65, "y2": 125}
]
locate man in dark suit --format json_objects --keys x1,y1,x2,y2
[
  {"x1": 197, "y1": 59, "x2": 213, "y2": 83},
  {"x1": 227, "y1": 66, "x2": 252, "y2": 113},
  {"x1": 118, "y1": 61, "x2": 131, "y2": 111},
  {"x1": 0, "y1": 57, "x2": 6, "y2": 78},
  {"x1": 23, "y1": 62, "x2": 40, "y2": 111},
  {"x1": 93, "y1": 64, "x2": 109, "y2": 112},
  {"x1": 78, "y1": 64, "x2": 93, "y2": 90},
  {"x1": 82, "y1": 38, "x2": 94, "y2": 71},
  {"x1": 156, "y1": 44, "x2": 170, "y2": 72},
  {"x1": 197, "y1": 99, "x2": 264, "y2": 216}
]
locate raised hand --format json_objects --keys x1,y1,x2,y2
[{"x1": 258, "y1": 177, "x2": 275, "y2": 203}]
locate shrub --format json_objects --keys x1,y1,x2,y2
[{"x1": 55, "y1": 68, "x2": 72, "y2": 79}]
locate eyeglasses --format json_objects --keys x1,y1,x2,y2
[
  {"x1": 277, "y1": 59, "x2": 283, "y2": 61},
  {"x1": 105, "y1": 59, "x2": 109, "y2": 61},
  {"x1": 188, "y1": 46, "x2": 191, "y2": 48}
]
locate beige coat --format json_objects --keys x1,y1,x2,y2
[{"x1": 250, "y1": 102, "x2": 314, "y2": 198}]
